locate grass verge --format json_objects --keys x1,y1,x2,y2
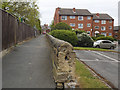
[
  {"x1": 74, "y1": 47, "x2": 118, "y2": 53},
  {"x1": 75, "y1": 60, "x2": 109, "y2": 88}
]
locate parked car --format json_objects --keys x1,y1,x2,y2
[
  {"x1": 93, "y1": 40, "x2": 116, "y2": 49},
  {"x1": 42, "y1": 32, "x2": 46, "y2": 34}
]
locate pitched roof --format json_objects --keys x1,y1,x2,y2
[
  {"x1": 114, "y1": 26, "x2": 120, "y2": 31},
  {"x1": 92, "y1": 13, "x2": 113, "y2": 20},
  {"x1": 59, "y1": 8, "x2": 92, "y2": 16}
]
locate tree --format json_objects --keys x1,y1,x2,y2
[
  {"x1": 54, "y1": 22, "x2": 72, "y2": 30},
  {"x1": 2, "y1": 0, "x2": 41, "y2": 31},
  {"x1": 50, "y1": 20, "x2": 55, "y2": 31},
  {"x1": 77, "y1": 33, "x2": 94, "y2": 47}
]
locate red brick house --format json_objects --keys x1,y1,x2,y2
[
  {"x1": 54, "y1": 7, "x2": 114, "y2": 37},
  {"x1": 92, "y1": 13, "x2": 114, "y2": 37},
  {"x1": 113, "y1": 26, "x2": 120, "y2": 40},
  {"x1": 41, "y1": 24, "x2": 51, "y2": 34}
]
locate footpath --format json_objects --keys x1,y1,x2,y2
[{"x1": 3, "y1": 35, "x2": 55, "y2": 88}]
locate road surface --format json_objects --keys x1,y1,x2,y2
[
  {"x1": 3, "y1": 35, "x2": 56, "y2": 88},
  {"x1": 75, "y1": 50, "x2": 119, "y2": 89}
]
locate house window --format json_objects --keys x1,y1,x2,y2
[
  {"x1": 115, "y1": 31, "x2": 118, "y2": 33},
  {"x1": 87, "y1": 23, "x2": 91, "y2": 27},
  {"x1": 109, "y1": 33, "x2": 112, "y2": 36},
  {"x1": 109, "y1": 26, "x2": 112, "y2": 30},
  {"x1": 87, "y1": 16, "x2": 91, "y2": 20},
  {"x1": 114, "y1": 35, "x2": 118, "y2": 38},
  {"x1": 78, "y1": 24, "x2": 83, "y2": 28},
  {"x1": 70, "y1": 16, "x2": 75, "y2": 19},
  {"x1": 94, "y1": 20, "x2": 99, "y2": 23},
  {"x1": 78, "y1": 16, "x2": 83, "y2": 20},
  {"x1": 61, "y1": 16, "x2": 67, "y2": 20},
  {"x1": 95, "y1": 26, "x2": 99, "y2": 29},
  {"x1": 101, "y1": 26, "x2": 106, "y2": 31},
  {"x1": 109, "y1": 20, "x2": 112, "y2": 23},
  {"x1": 70, "y1": 23, "x2": 75, "y2": 27},
  {"x1": 101, "y1": 20, "x2": 106, "y2": 24},
  {"x1": 87, "y1": 31, "x2": 91, "y2": 35},
  {"x1": 101, "y1": 32, "x2": 106, "y2": 36}
]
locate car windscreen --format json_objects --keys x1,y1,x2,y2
[{"x1": 95, "y1": 41, "x2": 102, "y2": 43}]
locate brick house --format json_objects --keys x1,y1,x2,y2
[
  {"x1": 92, "y1": 13, "x2": 114, "y2": 37},
  {"x1": 41, "y1": 24, "x2": 51, "y2": 34},
  {"x1": 54, "y1": 7, "x2": 114, "y2": 37},
  {"x1": 113, "y1": 26, "x2": 120, "y2": 40}
]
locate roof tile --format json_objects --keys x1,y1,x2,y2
[
  {"x1": 59, "y1": 8, "x2": 92, "y2": 16},
  {"x1": 92, "y1": 13, "x2": 113, "y2": 20}
]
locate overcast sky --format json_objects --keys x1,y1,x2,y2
[{"x1": 38, "y1": 0, "x2": 119, "y2": 26}]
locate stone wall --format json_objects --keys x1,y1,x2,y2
[{"x1": 46, "y1": 34, "x2": 77, "y2": 88}]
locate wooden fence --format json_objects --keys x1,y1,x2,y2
[{"x1": 1, "y1": 9, "x2": 40, "y2": 51}]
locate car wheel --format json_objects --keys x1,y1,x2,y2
[
  {"x1": 96, "y1": 45, "x2": 100, "y2": 48},
  {"x1": 110, "y1": 46, "x2": 114, "y2": 49}
]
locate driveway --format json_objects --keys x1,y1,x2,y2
[
  {"x1": 3, "y1": 35, "x2": 56, "y2": 88},
  {"x1": 75, "y1": 50, "x2": 119, "y2": 89}
]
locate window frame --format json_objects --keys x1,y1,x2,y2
[
  {"x1": 109, "y1": 20, "x2": 112, "y2": 23},
  {"x1": 61, "y1": 16, "x2": 67, "y2": 20},
  {"x1": 101, "y1": 20, "x2": 106, "y2": 24},
  {"x1": 87, "y1": 16, "x2": 91, "y2": 20},
  {"x1": 115, "y1": 35, "x2": 118, "y2": 38},
  {"x1": 70, "y1": 23, "x2": 75, "y2": 27},
  {"x1": 115, "y1": 31, "x2": 118, "y2": 33},
  {"x1": 70, "y1": 16, "x2": 75, "y2": 19},
  {"x1": 78, "y1": 24, "x2": 83, "y2": 28},
  {"x1": 87, "y1": 23, "x2": 91, "y2": 27},
  {"x1": 95, "y1": 26, "x2": 99, "y2": 29},
  {"x1": 94, "y1": 20, "x2": 99, "y2": 23},
  {"x1": 101, "y1": 32, "x2": 106, "y2": 36},
  {"x1": 78, "y1": 16, "x2": 83, "y2": 21},
  {"x1": 101, "y1": 26, "x2": 106, "y2": 31},
  {"x1": 109, "y1": 26, "x2": 112, "y2": 30},
  {"x1": 109, "y1": 33, "x2": 112, "y2": 36}
]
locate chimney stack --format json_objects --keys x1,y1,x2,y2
[
  {"x1": 73, "y1": 8, "x2": 76, "y2": 12},
  {"x1": 96, "y1": 13, "x2": 99, "y2": 17},
  {"x1": 57, "y1": 7, "x2": 60, "y2": 11}
]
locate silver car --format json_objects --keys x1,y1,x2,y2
[{"x1": 94, "y1": 40, "x2": 116, "y2": 49}]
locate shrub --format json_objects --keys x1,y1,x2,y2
[
  {"x1": 54, "y1": 22, "x2": 72, "y2": 30},
  {"x1": 77, "y1": 33, "x2": 94, "y2": 47},
  {"x1": 74, "y1": 29, "x2": 86, "y2": 35},
  {"x1": 96, "y1": 36, "x2": 115, "y2": 42},
  {"x1": 91, "y1": 37, "x2": 96, "y2": 41},
  {"x1": 50, "y1": 30, "x2": 78, "y2": 46},
  {"x1": 96, "y1": 34, "x2": 104, "y2": 38}
]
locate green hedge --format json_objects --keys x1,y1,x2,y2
[
  {"x1": 74, "y1": 30, "x2": 86, "y2": 35},
  {"x1": 50, "y1": 30, "x2": 78, "y2": 46},
  {"x1": 96, "y1": 36, "x2": 115, "y2": 42},
  {"x1": 96, "y1": 34, "x2": 104, "y2": 38}
]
